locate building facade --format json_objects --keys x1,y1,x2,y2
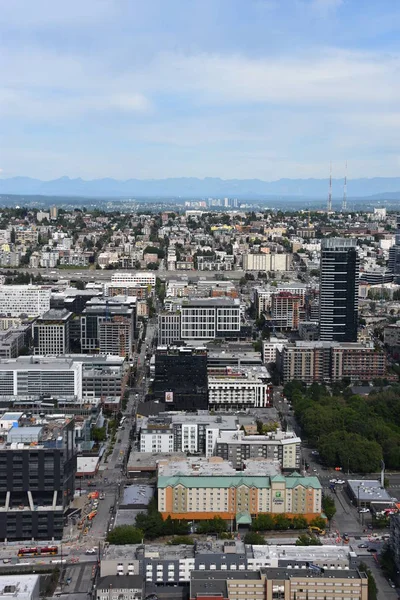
[
  {"x1": 180, "y1": 298, "x2": 242, "y2": 340},
  {"x1": 158, "y1": 313, "x2": 181, "y2": 346},
  {"x1": 0, "y1": 286, "x2": 50, "y2": 318},
  {"x1": 33, "y1": 309, "x2": 72, "y2": 355},
  {"x1": 208, "y1": 367, "x2": 272, "y2": 410},
  {"x1": 319, "y1": 238, "x2": 359, "y2": 342},
  {"x1": 0, "y1": 419, "x2": 77, "y2": 541}
]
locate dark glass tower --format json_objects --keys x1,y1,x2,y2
[{"x1": 319, "y1": 238, "x2": 359, "y2": 342}]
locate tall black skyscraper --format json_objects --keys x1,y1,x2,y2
[
  {"x1": 319, "y1": 238, "x2": 359, "y2": 342},
  {"x1": 389, "y1": 215, "x2": 400, "y2": 282}
]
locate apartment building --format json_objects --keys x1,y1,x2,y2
[
  {"x1": 139, "y1": 413, "x2": 238, "y2": 454},
  {"x1": 158, "y1": 457, "x2": 322, "y2": 522},
  {"x1": 110, "y1": 272, "x2": 156, "y2": 287},
  {"x1": 208, "y1": 366, "x2": 271, "y2": 410},
  {"x1": 190, "y1": 569, "x2": 368, "y2": 600},
  {"x1": 180, "y1": 298, "x2": 242, "y2": 340},
  {"x1": 0, "y1": 286, "x2": 50, "y2": 318},
  {"x1": 81, "y1": 299, "x2": 135, "y2": 356},
  {"x1": 271, "y1": 292, "x2": 300, "y2": 330},
  {"x1": 254, "y1": 284, "x2": 308, "y2": 317},
  {"x1": 0, "y1": 418, "x2": 77, "y2": 541},
  {"x1": 32, "y1": 309, "x2": 72, "y2": 355},
  {"x1": 96, "y1": 576, "x2": 143, "y2": 600},
  {"x1": 215, "y1": 430, "x2": 301, "y2": 471},
  {"x1": 281, "y1": 341, "x2": 386, "y2": 384},
  {"x1": 243, "y1": 253, "x2": 292, "y2": 272}
]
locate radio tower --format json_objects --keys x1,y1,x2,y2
[
  {"x1": 327, "y1": 162, "x2": 332, "y2": 212},
  {"x1": 342, "y1": 162, "x2": 347, "y2": 212}
]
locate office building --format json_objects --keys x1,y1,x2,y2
[
  {"x1": 0, "y1": 355, "x2": 127, "y2": 403},
  {"x1": 152, "y1": 346, "x2": 208, "y2": 411},
  {"x1": 190, "y1": 571, "x2": 265, "y2": 600},
  {"x1": 215, "y1": 430, "x2": 301, "y2": 471},
  {"x1": 0, "y1": 286, "x2": 50, "y2": 318},
  {"x1": 110, "y1": 272, "x2": 156, "y2": 287},
  {"x1": 158, "y1": 457, "x2": 322, "y2": 523},
  {"x1": 81, "y1": 299, "x2": 135, "y2": 356},
  {"x1": 158, "y1": 312, "x2": 181, "y2": 345},
  {"x1": 319, "y1": 238, "x2": 359, "y2": 342},
  {"x1": 33, "y1": 309, "x2": 72, "y2": 355},
  {"x1": 0, "y1": 328, "x2": 27, "y2": 359},
  {"x1": 180, "y1": 298, "x2": 242, "y2": 340},
  {"x1": 0, "y1": 575, "x2": 40, "y2": 600},
  {"x1": 281, "y1": 341, "x2": 386, "y2": 384},
  {"x1": 208, "y1": 366, "x2": 271, "y2": 410},
  {"x1": 0, "y1": 418, "x2": 77, "y2": 541}
]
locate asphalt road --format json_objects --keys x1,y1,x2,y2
[{"x1": 15, "y1": 267, "x2": 247, "y2": 281}]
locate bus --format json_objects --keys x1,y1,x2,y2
[{"x1": 18, "y1": 546, "x2": 58, "y2": 557}]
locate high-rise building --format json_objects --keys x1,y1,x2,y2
[
  {"x1": 152, "y1": 346, "x2": 208, "y2": 411},
  {"x1": 33, "y1": 309, "x2": 72, "y2": 355},
  {"x1": 81, "y1": 299, "x2": 135, "y2": 356},
  {"x1": 0, "y1": 417, "x2": 76, "y2": 541},
  {"x1": 319, "y1": 238, "x2": 359, "y2": 342}
]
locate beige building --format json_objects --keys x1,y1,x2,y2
[{"x1": 243, "y1": 253, "x2": 292, "y2": 272}]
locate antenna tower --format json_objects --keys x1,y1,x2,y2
[
  {"x1": 327, "y1": 162, "x2": 332, "y2": 212},
  {"x1": 342, "y1": 161, "x2": 347, "y2": 212}
]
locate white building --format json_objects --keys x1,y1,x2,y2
[
  {"x1": 111, "y1": 272, "x2": 156, "y2": 287},
  {"x1": 208, "y1": 366, "x2": 271, "y2": 410},
  {"x1": 243, "y1": 253, "x2": 292, "y2": 272},
  {"x1": 32, "y1": 309, "x2": 72, "y2": 355},
  {"x1": 180, "y1": 298, "x2": 241, "y2": 340},
  {"x1": 0, "y1": 575, "x2": 40, "y2": 600},
  {"x1": 263, "y1": 337, "x2": 287, "y2": 364},
  {"x1": 0, "y1": 285, "x2": 51, "y2": 317}
]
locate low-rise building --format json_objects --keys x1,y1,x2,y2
[
  {"x1": 0, "y1": 575, "x2": 40, "y2": 600},
  {"x1": 214, "y1": 429, "x2": 301, "y2": 471},
  {"x1": 96, "y1": 575, "x2": 143, "y2": 600}
]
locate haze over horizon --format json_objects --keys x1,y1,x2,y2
[{"x1": 2, "y1": 0, "x2": 400, "y2": 182}]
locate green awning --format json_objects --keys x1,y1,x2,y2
[{"x1": 236, "y1": 511, "x2": 252, "y2": 525}]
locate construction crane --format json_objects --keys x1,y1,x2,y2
[
  {"x1": 327, "y1": 162, "x2": 332, "y2": 212},
  {"x1": 342, "y1": 161, "x2": 347, "y2": 212}
]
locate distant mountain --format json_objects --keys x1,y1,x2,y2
[{"x1": 1, "y1": 175, "x2": 400, "y2": 199}]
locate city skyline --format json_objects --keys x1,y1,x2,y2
[{"x1": 2, "y1": 0, "x2": 400, "y2": 182}]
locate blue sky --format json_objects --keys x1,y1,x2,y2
[{"x1": 1, "y1": 0, "x2": 400, "y2": 181}]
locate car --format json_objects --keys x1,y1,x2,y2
[
  {"x1": 330, "y1": 479, "x2": 338, "y2": 484},
  {"x1": 358, "y1": 543, "x2": 368, "y2": 548},
  {"x1": 336, "y1": 479, "x2": 345, "y2": 485},
  {"x1": 311, "y1": 450, "x2": 319, "y2": 455},
  {"x1": 388, "y1": 579, "x2": 395, "y2": 588},
  {"x1": 85, "y1": 548, "x2": 96, "y2": 555},
  {"x1": 367, "y1": 548, "x2": 377, "y2": 553},
  {"x1": 359, "y1": 508, "x2": 369, "y2": 513}
]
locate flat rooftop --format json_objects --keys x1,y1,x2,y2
[
  {"x1": 127, "y1": 451, "x2": 186, "y2": 472},
  {"x1": 347, "y1": 480, "x2": 393, "y2": 503},
  {"x1": 247, "y1": 545, "x2": 350, "y2": 562},
  {"x1": 260, "y1": 567, "x2": 365, "y2": 581},
  {"x1": 0, "y1": 574, "x2": 40, "y2": 600}
]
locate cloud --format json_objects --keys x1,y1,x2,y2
[{"x1": 309, "y1": 0, "x2": 343, "y2": 15}]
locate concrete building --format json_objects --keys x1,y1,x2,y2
[
  {"x1": 32, "y1": 309, "x2": 72, "y2": 355},
  {"x1": 0, "y1": 575, "x2": 40, "y2": 600},
  {"x1": 0, "y1": 418, "x2": 76, "y2": 541},
  {"x1": 0, "y1": 328, "x2": 27, "y2": 358},
  {"x1": 384, "y1": 322, "x2": 400, "y2": 347},
  {"x1": 319, "y1": 238, "x2": 359, "y2": 342},
  {"x1": 139, "y1": 413, "x2": 238, "y2": 455},
  {"x1": 243, "y1": 253, "x2": 292, "y2": 272},
  {"x1": 0, "y1": 286, "x2": 50, "y2": 318},
  {"x1": 96, "y1": 576, "x2": 143, "y2": 600},
  {"x1": 215, "y1": 430, "x2": 301, "y2": 471},
  {"x1": 271, "y1": 292, "x2": 300, "y2": 330},
  {"x1": 158, "y1": 457, "x2": 322, "y2": 523},
  {"x1": 158, "y1": 312, "x2": 181, "y2": 346},
  {"x1": 281, "y1": 341, "x2": 386, "y2": 384},
  {"x1": 81, "y1": 299, "x2": 135, "y2": 356},
  {"x1": 0, "y1": 355, "x2": 127, "y2": 403},
  {"x1": 208, "y1": 366, "x2": 271, "y2": 410},
  {"x1": 110, "y1": 272, "x2": 156, "y2": 287},
  {"x1": 180, "y1": 298, "x2": 242, "y2": 340},
  {"x1": 253, "y1": 284, "x2": 308, "y2": 317}
]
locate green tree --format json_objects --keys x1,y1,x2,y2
[
  {"x1": 244, "y1": 532, "x2": 267, "y2": 544},
  {"x1": 106, "y1": 525, "x2": 143, "y2": 544},
  {"x1": 91, "y1": 426, "x2": 106, "y2": 442},
  {"x1": 309, "y1": 516, "x2": 327, "y2": 530},
  {"x1": 168, "y1": 536, "x2": 194, "y2": 545},
  {"x1": 358, "y1": 562, "x2": 378, "y2": 600},
  {"x1": 322, "y1": 495, "x2": 336, "y2": 524},
  {"x1": 197, "y1": 517, "x2": 227, "y2": 534},
  {"x1": 295, "y1": 534, "x2": 322, "y2": 546}
]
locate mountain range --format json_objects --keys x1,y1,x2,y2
[{"x1": 1, "y1": 176, "x2": 400, "y2": 199}]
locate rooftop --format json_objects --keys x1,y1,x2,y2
[
  {"x1": 347, "y1": 480, "x2": 393, "y2": 503},
  {"x1": 0, "y1": 574, "x2": 40, "y2": 600},
  {"x1": 247, "y1": 544, "x2": 350, "y2": 563},
  {"x1": 37, "y1": 308, "x2": 72, "y2": 322}
]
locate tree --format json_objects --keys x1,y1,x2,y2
[
  {"x1": 244, "y1": 532, "x2": 267, "y2": 544},
  {"x1": 358, "y1": 562, "x2": 378, "y2": 600},
  {"x1": 91, "y1": 426, "x2": 106, "y2": 442},
  {"x1": 251, "y1": 514, "x2": 275, "y2": 531},
  {"x1": 309, "y1": 516, "x2": 327, "y2": 530},
  {"x1": 168, "y1": 536, "x2": 194, "y2": 545},
  {"x1": 197, "y1": 517, "x2": 227, "y2": 534},
  {"x1": 322, "y1": 495, "x2": 336, "y2": 524},
  {"x1": 295, "y1": 534, "x2": 322, "y2": 546},
  {"x1": 106, "y1": 525, "x2": 143, "y2": 545}
]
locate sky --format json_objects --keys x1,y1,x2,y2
[{"x1": 1, "y1": 0, "x2": 400, "y2": 181}]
